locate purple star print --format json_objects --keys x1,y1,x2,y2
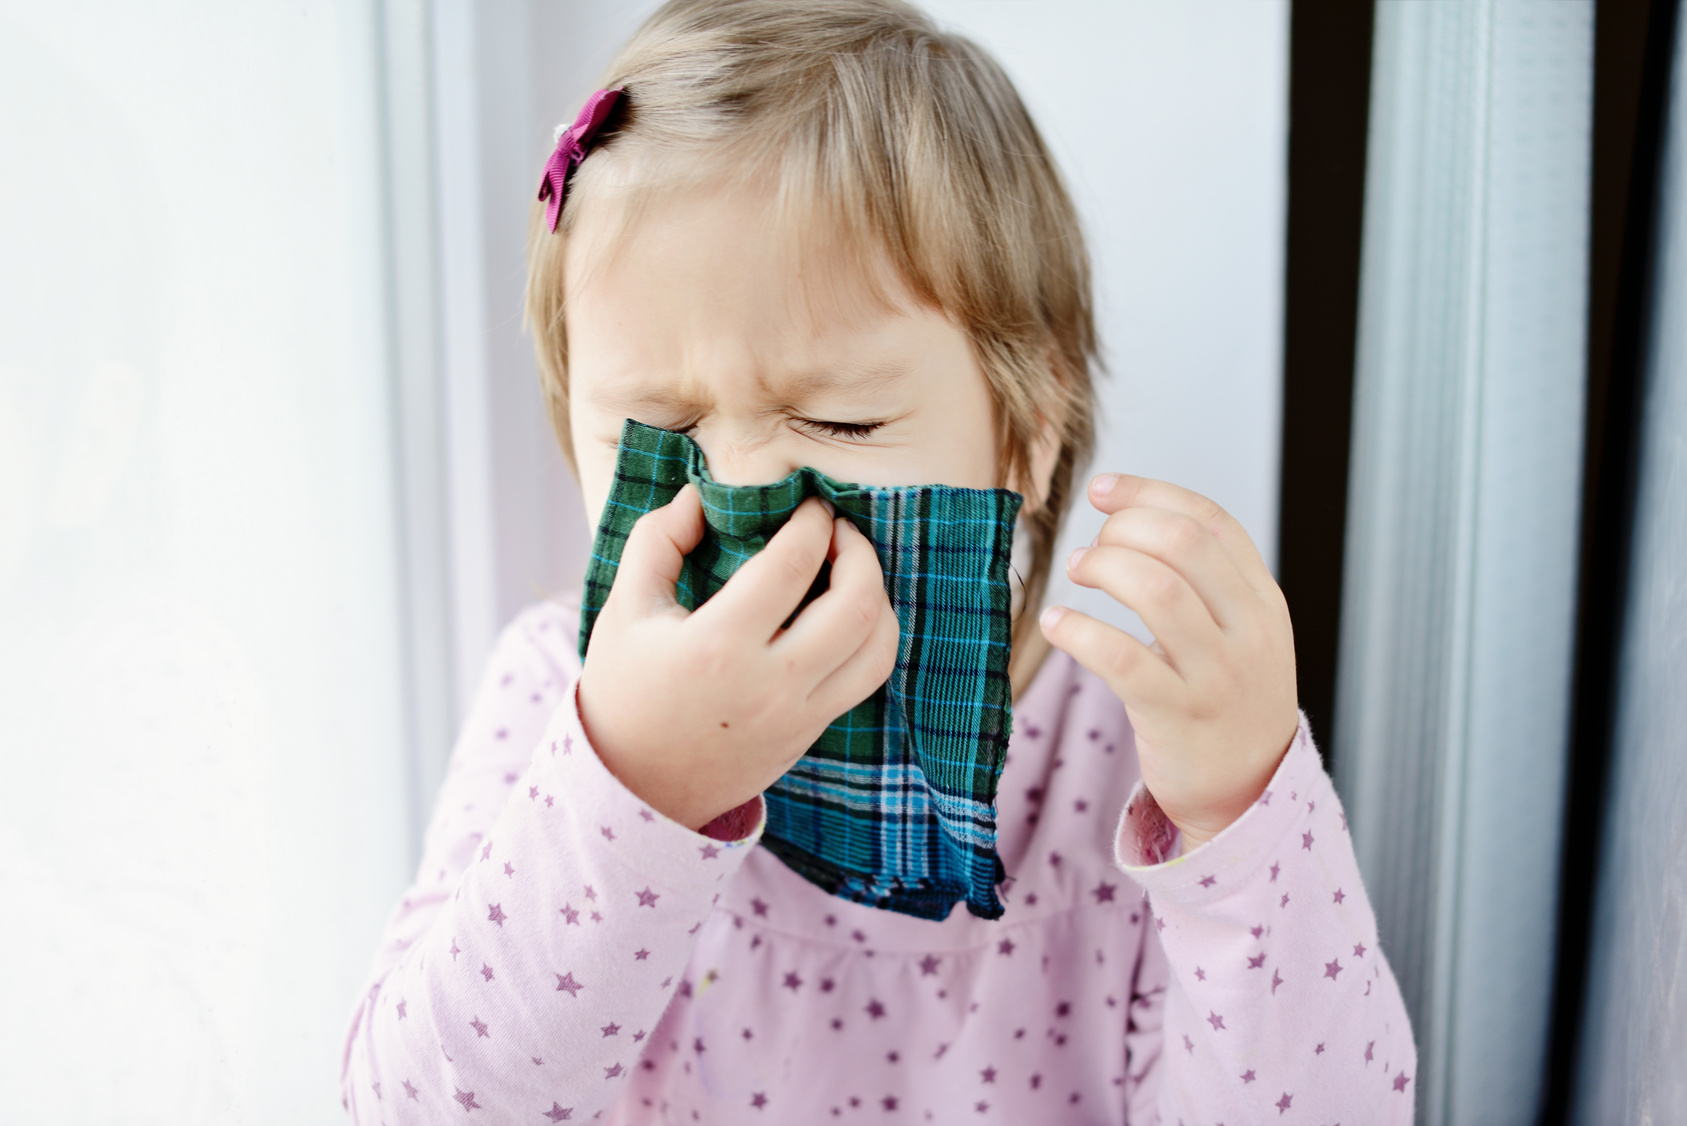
[
  {"x1": 1394, "y1": 1071, "x2": 1411, "y2": 1092},
  {"x1": 1276, "y1": 1092, "x2": 1293, "y2": 1114},
  {"x1": 751, "y1": 1092, "x2": 768, "y2": 1109},
  {"x1": 636, "y1": 887, "x2": 659, "y2": 908},
  {"x1": 470, "y1": 1016, "x2": 489, "y2": 1037},
  {"x1": 487, "y1": 903, "x2": 506, "y2": 927},
  {"x1": 1241, "y1": 1069, "x2": 1256, "y2": 1084},
  {"x1": 919, "y1": 954, "x2": 941, "y2": 975},
  {"x1": 866, "y1": 999, "x2": 887, "y2": 1019},
  {"x1": 454, "y1": 1087, "x2": 482, "y2": 1112},
  {"x1": 1207, "y1": 1011, "x2": 1226, "y2": 1031},
  {"x1": 403, "y1": 1079, "x2": 418, "y2": 1099},
  {"x1": 555, "y1": 972, "x2": 583, "y2": 996},
  {"x1": 560, "y1": 903, "x2": 579, "y2": 925},
  {"x1": 1324, "y1": 959, "x2": 1343, "y2": 980},
  {"x1": 480, "y1": 963, "x2": 494, "y2": 982},
  {"x1": 604, "y1": 1063, "x2": 623, "y2": 1079},
  {"x1": 543, "y1": 1103, "x2": 572, "y2": 1122},
  {"x1": 601, "y1": 1022, "x2": 620, "y2": 1037}
]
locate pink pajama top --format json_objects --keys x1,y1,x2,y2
[{"x1": 341, "y1": 600, "x2": 1415, "y2": 1123}]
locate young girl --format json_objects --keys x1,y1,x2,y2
[{"x1": 341, "y1": 1, "x2": 1415, "y2": 1121}]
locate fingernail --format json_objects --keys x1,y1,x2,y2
[
  {"x1": 1067, "y1": 546, "x2": 1089, "y2": 572},
  {"x1": 1040, "y1": 605, "x2": 1066, "y2": 631},
  {"x1": 1092, "y1": 473, "x2": 1121, "y2": 499}
]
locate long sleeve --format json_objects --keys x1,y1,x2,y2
[
  {"x1": 1115, "y1": 716, "x2": 1416, "y2": 1124},
  {"x1": 339, "y1": 606, "x2": 764, "y2": 1123}
]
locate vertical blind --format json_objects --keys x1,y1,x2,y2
[{"x1": 1335, "y1": 3, "x2": 1593, "y2": 1123}]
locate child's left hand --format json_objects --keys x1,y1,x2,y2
[{"x1": 1040, "y1": 473, "x2": 1299, "y2": 851}]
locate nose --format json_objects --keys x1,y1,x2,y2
[{"x1": 692, "y1": 426, "x2": 801, "y2": 487}]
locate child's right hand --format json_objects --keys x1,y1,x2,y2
[{"x1": 577, "y1": 486, "x2": 901, "y2": 830}]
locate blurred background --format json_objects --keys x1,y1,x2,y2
[{"x1": 0, "y1": 1, "x2": 1680, "y2": 1122}]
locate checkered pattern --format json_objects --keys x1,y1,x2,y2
[{"x1": 580, "y1": 420, "x2": 1020, "y2": 920}]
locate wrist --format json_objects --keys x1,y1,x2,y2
[{"x1": 576, "y1": 681, "x2": 741, "y2": 831}]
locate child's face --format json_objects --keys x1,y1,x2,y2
[{"x1": 564, "y1": 178, "x2": 1001, "y2": 527}]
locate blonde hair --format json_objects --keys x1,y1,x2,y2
[{"x1": 526, "y1": 0, "x2": 1097, "y2": 622}]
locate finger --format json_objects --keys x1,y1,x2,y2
[
  {"x1": 1087, "y1": 474, "x2": 1275, "y2": 594},
  {"x1": 1094, "y1": 507, "x2": 1255, "y2": 630},
  {"x1": 1064, "y1": 545, "x2": 1223, "y2": 676},
  {"x1": 607, "y1": 485, "x2": 706, "y2": 614},
  {"x1": 774, "y1": 517, "x2": 889, "y2": 681},
  {"x1": 1039, "y1": 604, "x2": 1182, "y2": 707},
  {"x1": 808, "y1": 583, "x2": 901, "y2": 718},
  {"x1": 696, "y1": 496, "x2": 834, "y2": 641}
]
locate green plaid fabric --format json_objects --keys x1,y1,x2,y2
[{"x1": 580, "y1": 420, "x2": 1020, "y2": 920}]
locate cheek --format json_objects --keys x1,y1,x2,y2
[{"x1": 569, "y1": 412, "x2": 618, "y2": 531}]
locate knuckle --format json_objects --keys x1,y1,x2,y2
[
  {"x1": 776, "y1": 543, "x2": 818, "y2": 587},
  {"x1": 1142, "y1": 569, "x2": 1183, "y2": 608},
  {"x1": 844, "y1": 588, "x2": 879, "y2": 633},
  {"x1": 1194, "y1": 498, "x2": 1226, "y2": 528},
  {"x1": 1163, "y1": 515, "x2": 1203, "y2": 558},
  {"x1": 1103, "y1": 635, "x2": 1139, "y2": 679}
]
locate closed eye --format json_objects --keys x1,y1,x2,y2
[{"x1": 795, "y1": 418, "x2": 885, "y2": 441}]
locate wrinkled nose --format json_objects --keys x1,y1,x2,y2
[{"x1": 693, "y1": 428, "x2": 800, "y2": 488}]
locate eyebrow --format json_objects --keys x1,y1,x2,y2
[
  {"x1": 588, "y1": 384, "x2": 707, "y2": 417},
  {"x1": 590, "y1": 361, "x2": 909, "y2": 415},
  {"x1": 778, "y1": 360, "x2": 908, "y2": 403}
]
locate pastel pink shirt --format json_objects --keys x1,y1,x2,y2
[{"x1": 342, "y1": 600, "x2": 1415, "y2": 1123}]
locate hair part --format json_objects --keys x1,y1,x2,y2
[{"x1": 526, "y1": 0, "x2": 1098, "y2": 629}]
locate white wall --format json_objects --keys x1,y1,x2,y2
[
  {"x1": 466, "y1": 0, "x2": 1288, "y2": 654},
  {"x1": 920, "y1": 1, "x2": 1289, "y2": 630},
  {"x1": 0, "y1": 3, "x2": 412, "y2": 1121}
]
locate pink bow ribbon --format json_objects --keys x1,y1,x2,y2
[{"x1": 537, "y1": 87, "x2": 624, "y2": 231}]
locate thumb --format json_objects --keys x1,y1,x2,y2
[{"x1": 608, "y1": 484, "x2": 706, "y2": 614}]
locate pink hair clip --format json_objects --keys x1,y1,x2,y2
[{"x1": 537, "y1": 87, "x2": 625, "y2": 231}]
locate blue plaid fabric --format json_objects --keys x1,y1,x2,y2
[{"x1": 580, "y1": 421, "x2": 1020, "y2": 920}]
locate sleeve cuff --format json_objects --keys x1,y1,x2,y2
[{"x1": 1113, "y1": 713, "x2": 1323, "y2": 902}]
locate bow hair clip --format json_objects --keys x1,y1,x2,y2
[{"x1": 537, "y1": 87, "x2": 624, "y2": 231}]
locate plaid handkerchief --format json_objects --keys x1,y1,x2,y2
[{"x1": 580, "y1": 420, "x2": 1020, "y2": 920}]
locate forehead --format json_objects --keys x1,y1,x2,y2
[{"x1": 563, "y1": 169, "x2": 937, "y2": 393}]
